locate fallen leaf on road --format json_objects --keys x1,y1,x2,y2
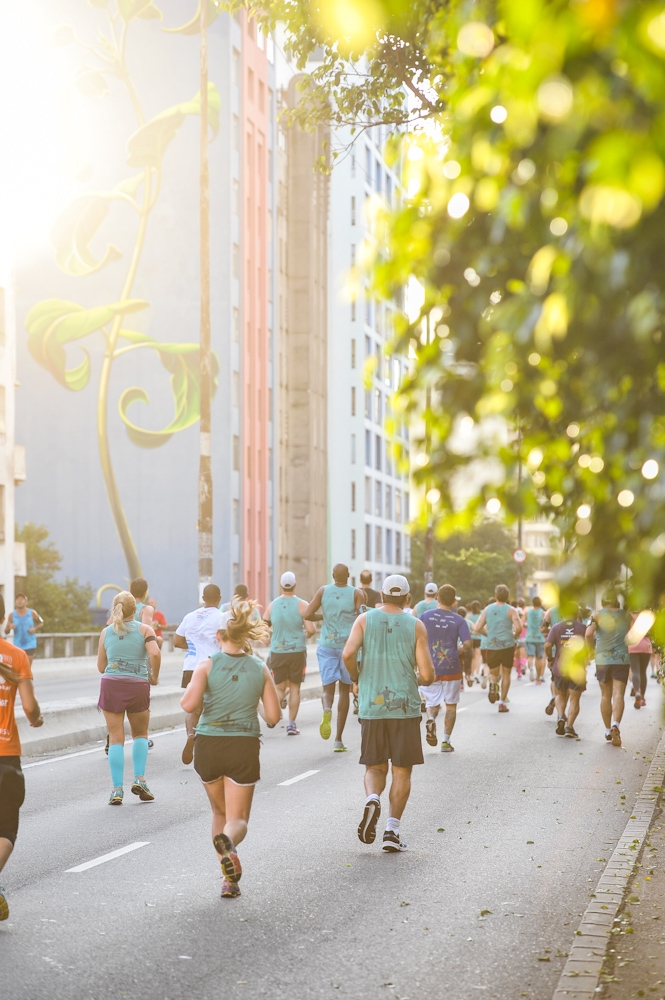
[
  {"x1": 400, "y1": 901, "x2": 410, "y2": 906},
  {"x1": 527, "y1": 840, "x2": 534, "y2": 844},
  {"x1": 437, "y1": 828, "x2": 445, "y2": 832},
  {"x1": 538, "y1": 957, "x2": 550, "y2": 962},
  {"x1": 480, "y1": 909, "x2": 492, "y2": 917}
]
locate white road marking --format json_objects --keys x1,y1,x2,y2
[
  {"x1": 278, "y1": 769, "x2": 320, "y2": 786},
  {"x1": 66, "y1": 841, "x2": 150, "y2": 873},
  {"x1": 23, "y1": 726, "x2": 185, "y2": 768}
]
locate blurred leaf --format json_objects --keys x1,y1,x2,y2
[
  {"x1": 75, "y1": 67, "x2": 109, "y2": 99},
  {"x1": 52, "y1": 24, "x2": 77, "y2": 45},
  {"x1": 116, "y1": 329, "x2": 219, "y2": 448},
  {"x1": 25, "y1": 299, "x2": 148, "y2": 391},
  {"x1": 118, "y1": 0, "x2": 162, "y2": 21},
  {"x1": 52, "y1": 195, "x2": 126, "y2": 277},
  {"x1": 163, "y1": 0, "x2": 219, "y2": 34},
  {"x1": 126, "y1": 82, "x2": 220, "y2": 168}
]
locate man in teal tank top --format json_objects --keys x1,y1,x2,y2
[
  {"x1": 263, "y1": 572, "x2": 316, "y2": 736},
  {"x1": 343, "y1": 574, "x2": 434, "y2": 853},
  {"x1": 525, "y1": 596, "x2": 546, "y2": 683},
  {"x1": 304, "y1": 564, "x2": 365, "y2": 751},
  {"x1": 413, "y1": 582, "x2": 439, "y2": 618},
  {"x1": 130, "y1": 578, "x2": 153, "y2": 628},
  {"x1": 586, "y1": 591, "x2": 631, "y2": 748},
  {"x1": 471, "y1": 584, "x2": 521, "y2": 712}
]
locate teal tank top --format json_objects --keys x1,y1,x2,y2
[
  {"x1": 414, "y1": 599, "x2": 437, "y2": 619},
  {"x1": 270, "y1": 595, "x2": 307, "y2": 653},
  {"x1": 134, "y1": 602, "x2": 146, "y2": 622},
  {"x1": 486, "y1": 603, "x2": 515, "y2": 649},
  {"x1": 320, "y1": 584, "x2": 357, "y2": 649},
  {"x1": 104, "y1": 620, "x2": 149, "y2": 680},
  {"x1": 526, "y1": 606, "x2": 544, "y2": 641},
  {"x1": 594, "y1": 609, "x2": 630, "y2": 665},
  {"x1": 358, "y1": 609, "x2": 421, "y2": 719},
  {"x1": 196, "y1": 652, "x2": 265, "y2": 737}
]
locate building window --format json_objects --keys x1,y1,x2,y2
[
  {"x1": 395, "y1": 489, "x2": 402, "y2": 522},
  {"x1": 351, "y1": 244, "x2": 356, "y2": 267},
  {"x1": 351, "y1": 481, "x2": 356, "y2": 512},
  {"x1": 233, "y1": 244, "x2": 240, "y2": 278},
  {"x1": 247, "y1": 68, "x2": 254, "y2": 100},
  {"x1": 233, "y1": 115, "x2": 240, "y2": 150},
  {"x1": 365, "y1": 430, "x2": 371, "y2": 466},
  {"x1": 404, "y1": 491, "x2": 410, "y2": 520},
  {"x1": 375, "y1": 481, "x2": 382, "y2": 518},
  {"x1": 365, "y1": 334, "x2": 371, "y2": 358},
  {"x1": 375, "y1": 434, "x2": 381, "y2": 471},
  {"x1": 365, "y1": 524, "x2": 372, "y2": 560},
  {"x1": 375, "y1": 159, "x2": 382, "y2": 192},
  {"x1": 259, "y1": 80, "x2": 265, "y2": 112},
  {"x1": 375, "y1": 526, "x2": 382, "y2": 562},
  {"x1": 351, "y1": 339, "x2": 356, "y2": 367},
  {"x1": 387, "y1": 173, "x2": 392, "y2": 201},
  {"x1": 233, "y1": 308, "x2": 239, "y2": 342},
  {"x1": 365, "y1": 390, "x2": 371, "y2": 420},
  {"x1": 351, "y1": 386, "x2": 356, "y2": 416},
  {"x1": 351, "y1": 196, "x2": 356, "y2": 226},
  {"x1": 351, "y1": 528, "x2": 356, "y2": 559},
  {"x1": 366, "y1": 145, "x2": 372, "y2": 184},
  {"x1": 233, "y1": 436, "x2": 239, "y2": 471},
  {"x1": 386, "y1": 529, "x2": 393, "y2": 563},
  {"x1": 385, "y1": 485, "x2": 392, "y2": 521},
  {"x1": 247, "y1": 445, "x2": 252, "y2": 476},
  {"x1": 351, "y1": 153, "x2": 356, "y2": 177},
  {"x1": 233, "y1": 371, "x2": 239, "y2": 408},
  {"x1": 365, "y1": 477, "x2": 371, "y2": 513},
  {"x1": 233, "y1": 178, "x2": 239, "y2": 215},
  {"x1": 351, "y1": 434, "x2": 356, "y2": 464},
  {"x1": 396, "y1": 532, "x2": 401, "y2": 564},
  {"x1": 233, "y1": 499, "x2": 239, "y2": 534},
  {"x1": 233, "y1": 562, "x2": 240, "y2": 585},
  {"x1": 351, "y1": 301, "x2": 356, "y2": 323},
  {"x1": 366, "y1": 298, "x2": 372, "y2": 327},
  {"x1": 374, "y1": 388, "x2": 382, "y2": 425}
]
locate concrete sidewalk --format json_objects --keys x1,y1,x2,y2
[{"x1": 19, "y1": 646, "x2": 324, "y2": 757}]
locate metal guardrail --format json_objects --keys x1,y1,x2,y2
[{"x1": 30, "y1": 630, "x2": 178, "y2": 659}]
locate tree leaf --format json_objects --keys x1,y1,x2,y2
[
  {"x1": 116, "y1": 329, "x2": 219, "y2": 448},
  {"x1": 52, "y1": 195, "x2": 127, "y2": 277},
  {"x1": 25, "y1": 299, "x2": 148, "y2": 391},
  {"x1": 125, "y1": 82, "x2": 220, "y2": 168},
  {"x1": 163, "y1": 0, "x2": 219, "y2": 35},
  {"x1": 118, "y1": 0, "x2": 162, "y2": 21},
  {"x1": 75, "y1": 67, "x2": 109, "y2": 99}
]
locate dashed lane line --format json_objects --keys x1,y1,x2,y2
[
  {"x1": 66, "y1": 841, "x2": 150, "y2": 873},
  {"x1": 23, "y1": 726, "x2": 186, "y2": 768},
  {"x1": 278, "y1": 769, "x2": 320, "y2": 786}
]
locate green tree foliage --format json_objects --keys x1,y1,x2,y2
[
  {"x1": 16, "y1": 524, "x2": 94, "y2": 633},
  {"x1": 409, "y1": 519, "x2": 531, "y2": 604}
]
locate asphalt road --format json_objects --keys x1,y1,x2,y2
[{"x1": 2, "y1": 675, "x2": 663, "y2": 1000}]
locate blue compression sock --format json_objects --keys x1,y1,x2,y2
[
  {"x1": 108, "y1": 744, "x2": 124, "y2": 787},
  {"x1": 132, "y1": 737, "x2": 149, "y2": 778}
]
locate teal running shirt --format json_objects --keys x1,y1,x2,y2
[
  {"x1": 104, "y1": 620, "x2": 149, "y2": 680},
  {"x1": 594, "y1": 609, "x2": 631, "y2": 665},
  {"x1": 269, "y1": 595, "x2": 307, "y2": 653},
  {"x1": 526, "y1": 607, "x2": 544, "y2": 642},
  {"x1": 319, "y1": 585, "x2": 357, "y2": 650},
  {"x1": 196, "y1": 652, "x2": 265, "y2": 737},
  {"x1": 357, "y1": 609, "x2": 421, "y2": 720},
  {"x1": 414, "y1": 599, "x2": 437, "y2": 619},
  {"x1": 486, "y1": 603, "x2": 515, "y2": 649}
]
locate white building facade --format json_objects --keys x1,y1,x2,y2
[{"x1": 0, "y1": 273, "x2": 27, "y2": 608}]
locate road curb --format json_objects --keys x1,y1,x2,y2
[{"x1": 552, "y1": 732, "x2": 665, "y2": 1000}]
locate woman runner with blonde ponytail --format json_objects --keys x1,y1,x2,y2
[
  {"x1": 97, "y1": 591, "x2": 161, "y2": 805},
  {"x1": 181, "y1": 600, "x2": 281, "y2": 898}
]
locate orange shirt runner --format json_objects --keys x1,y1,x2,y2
[{"x1": 0, "y1": 639, "x2": 32, "y2": 757}]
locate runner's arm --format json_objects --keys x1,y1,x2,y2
[
  {"x1": 302, "y1": 587, "x2": 324, "y2": 621},
  {"x1": 471, "y1": 609, "x2": 487, "y2": 634},
  {"x1": 262, "y1": 601, "x2": 272, "y2": 625},
  {"x1": 4, "y1": 612, "x2": 13, "y2": 634},
  {"x1": 510, "y1": 606, "x2": 522, "y2": 637},
  {"x1": 97, "y1": 629, "x2": 108, "y2": 674},
  {"x1": 544, "y1": 639, "x2": 554, "y2": 662},
  {"x1": 29, "y1": 611, "x2": 45, "y2": 633},
  {"x1": 260, "y1": 665, "x2": 281, "y2": 727},
  {"x1": 342, "y1": 616, "x2": 366, "y2": 681},
  {"x1": 141, "y1": 624, "x2": 161, "y2": 684},
  {"x1": 354, "y1": 588, "x2": 365, "y2": 612},
  {"x1": 180, "y1": 659, "x2": 210, "y2": 712},
  {"x1": 414, "y1": 620, "x2": 435, "y2": 686},
  {"x1": 299, "y1": 600, "x2": 317, "y2": 637},
  {"x1": 140, "y1": 604, "x2": 154, "y2": 627},
  {"x1": 17, "y1": 678, "x2": 42, "y2": 727},
  {"x1": 585, "y1": 619, "x2": 597, "y2": 646},
  {"x1": 173, "y1": 626, "x2": 188, "y2": 650}
]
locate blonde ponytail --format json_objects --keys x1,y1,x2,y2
[
  {"x1": 221, "y1": 599, "x2": 269, "y2": 652},
  {"x1": 108, "y1": 591, "x2": 136, "y2": 635},
  {"x1": 0, "y1": 661, "x2": 20, "y2": 685}
]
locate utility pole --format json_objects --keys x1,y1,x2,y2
[
  {"x1": 424, "y1": 386, "x2": 433, "y2": 591},
  {"x1": 198, "y1": 0, "x2": 213, "y2": 597}
]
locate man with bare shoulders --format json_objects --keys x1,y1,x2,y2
[
  {"x1": 471, "y1": 584, "x2": 522, "y2": 713},
  {"x1": 263, "y1": 572, "x2": 316, "y2": 736}
]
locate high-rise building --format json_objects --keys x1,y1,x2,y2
[{"x1": 0, "y1": 275, "x2": 27, "y2": 607}]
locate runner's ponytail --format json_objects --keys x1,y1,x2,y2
[
  {"x1": 108, "y1": 591, "x2": 136, "y2": 635},
  {"x1": 221, "y1": 599, "x2": 269, "y2": 653}
]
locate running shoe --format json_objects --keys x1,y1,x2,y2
[
  {"x1": 358, "y1": 797, "x2": 381, "y2": 844},
  {"x1": 640, "y1": 698, "x2": 647, "y2": 708},
  {"x1": 630, "y1": 686, "x2": 636, "y2": 697},
  {"x1": 425, "y1": 719, "x2": 437, "y2": 746},
  {"x1": 286, "y1": 721, "x2": 300, "y2": 736},
  {"x1": 320, "y1": 709, "x2": 332, "y2": 740},
  {"x1": 498, "y1": 702, "x2": 509, "y2": 713},
  {"x1": 420, "y1": 700, "x2": 427, "y2": 713},
  {"x1": 610, "y1": 725, "x2": 622, "y2": 747},
  {"x1": 214, "y1": 832, "x2": 242, "y2": 883},
  {"x1": 108, "y1": 787, "x2": 124, "y2": 805},
  {"x1": 221, "y1": 877, "x2": 241, "y2": 899},
  {"x1": 148, "y1": 739, "x2": 154, "y2": 749},
  {"x1": 634, "y1": 694, "x2": 642, "y2": 710},
  {"x1": 555, "y1": 718, "x2": 566, "y2": 736},
  {"x1": 545, "y1": 698, "x2": 556, "y2": 716},
  {"x1": 382, "y1": 831, "x2": 407, "y2": 853},
  {"x1": 0, "y1": 886, "x2": 8, "y2": 921},
  {"x1": 529, "y1": 666, "x2": 536, "y2": 682},
  {"x1": 131, "y1": 778, "x2": 155, "y2": 801},
  {"x1": 353, "y1": 694, "x2": 359, "y2": 715},
  {"x1": 481, "y1": 674, "x2": 487, "y2": 689},
  {"x1": 605, "y1": 731, "x2": 613, "y2": 742},
  {"x1": 181, "y1": 733, "x2": 196, "y2": 765},
  {"x1": 333, "y1": 741, "x2": 347, "y2": 752},
  {"x1": 564, "y1": 726, "x2": 578, "y2": 739},
  {"x1": 488, "y1": 682, "x2": 499, "y2": 704},
  {"x1": 440, "y1": 741, "x2": 454, "y2": 752}
]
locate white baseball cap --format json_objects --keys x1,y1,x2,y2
[
  {"x1": 280, "y1": 571, "x2": 296, "y2": 589},
  {"x1": 425, "y1": 582, "x2": 438, "y2": 596},
  {"x1": 382, "y1": 574, "x2": 410, "y2": 596}
]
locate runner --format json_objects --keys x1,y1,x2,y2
[
  {"x1": 628, "y1": 610, "x2": 653, "y2": 709},
  {"x1": 130, "y1": 578, "x2": 153, "y2": 627},
  {"x1": 0, "y1": 594, "x2": 43, "y2": 921},
  {"x1": 360, "y1": 570, "x2": 381, "y2": 609},
  {"x1": 4, "y1": 594, "x2": 44, "y2": 663},
  {"x1": 413, "y1": 582, "x2": 438, "y2": 618},
  {"x1": 585, "y1": 592, "x2": 631, "y2": 747},
  {"x1": 174, "y1": 584, "x2": 224, "y2": 765},
  {"x1": 263, "y1": 572, "x2": 316, "y2": 735},
  {"x1": 514, "y1": 599, "x2": 527, "y2": 679},
  {"x1": 147, "y1": 598, "x2": 166, "y2": 650},
  {"x1": 478, "y1": 600, "x2": 494, "y2": 689},
  {"x1": 343, "y1": 575, "x2": 434, "y2": 852},
  {"x1": 304, "y1": 564, "x2": 364, "y2": 752},
  {"x1": 525, "y1": 596, "x2": 545, "y2": 683},
  {"x1": 456, "y1": 606, "x2": 474, "y2": 689},
  {"x1": 97, "y1": 591, "x2": 160, "y2": 805},
  {"x1": 467, "y1": 600, "x2": 482, "y2": 684},
  {"x1": 471, "y1": 585, "x2": 521, "y2": 712},
  {"x1": 181, "y1": 602, "x2": 280, "y2": 899},
  {"x1": 545, "y1": 605, "x2": 588, "y2": 738},
  {"x1": 419, "y1": 585, "x2": 471, "y2": 752}
]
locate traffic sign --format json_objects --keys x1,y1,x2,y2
[{"x1": 513, "y1": 548, "x2": 527, "y2": 564}]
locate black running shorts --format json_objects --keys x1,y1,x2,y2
[
  {"x1": 486, "y1": 647, "x2": 516, "y2": 671},
  {"x1": 181, "y1": 670, "x2": 194, "y2": 689},
  {"x1": 194, "y1": 734, "x2": 260, "y2": 785},
  {"x1": 0, "y1": 757, "x2": 25, "y2": 845},
  {"x1": 269, "y1": 651, "x2": 306, "y2": 686},
  {"x1": 553, "y1": 674, "x2": 587, "y2": 693},
  {"x1": 472, "y1": 638, "x2": 481, "y2": 649},
  {"x1": 359, "y1": 717, "x2": 424, "y2": 768},
  {"x1": 595, "y1": 663, "x2": 630, "y2": 685}
]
